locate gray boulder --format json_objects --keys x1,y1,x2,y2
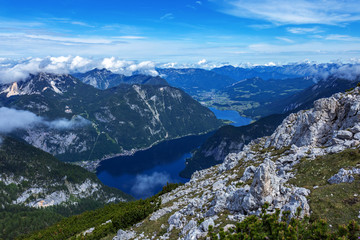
[{"x1": 113, "y1": 229, "x2": 135, "y2": 240}]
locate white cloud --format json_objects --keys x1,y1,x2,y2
[
  {"x1": 247, "y1": 41, "x2": 360, "y2": 54},
  {"x1": 287, "y1": 27, "x2": 323, "y2": 34},
  {"x1": 198, "y1": 59, "x2": 207, "y2": 65},
  {"x1": 0, "y1": 57, "x2": 159, "y2": 83},
  {"x1": 0, "y1": 107, "x2": 90, "y2": 134},
  {"x1": 0, "y1": 56, "x2": 96, "y2": 83},
  {"x1": 325, "y1": 34, "x2": 360, "y2": 41},
  {"x1": 276, "y1": 37, "x2": 295, "y2": 43},
  {"x1": 196, "y1": 1, "x2": 202, "y2": 5},
  {"x1": 131, "y1": 172, "x2": 171, "y2": 198},
  {"x1": 0, "y1": 107, "x2": 43, "y2": 133},
  {"x1": 332, "y1": 64, "x2": 360, "y2": 80},
  {"x1": 215, "y1": 0, "x2": 360, "y2": 25},
  {"x1": 111, "y1": 36, "x2": 146, "y2": 39},
  {"x1": 100, "y1": 57, "x2": 158, "y2": 76},
  {"x1": 46, "y1": 116, "x2": 91, "y2": 130},
  {"x1": 70, "y1": 21, "x2": 94, "y2": 27},
  {"x1": 160, "y1": 13, "x2": 175, "y2": 20},
  {"x1": 25, "y1": 34, "x2": 113, "y2": 44}
]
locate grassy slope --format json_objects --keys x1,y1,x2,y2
[
  {"x1": 289, "y1": 149, "x2": 360, "y2": 228},
  {"x1": 17, "y1": 148, "x2": 360, "y2": 239},
  {"x1": 22, "y1": 184, "x2": 181, "y2": 240}
]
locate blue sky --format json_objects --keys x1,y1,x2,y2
[{"x1": 1, "y1": 0, "x2": 360, "y2": 64}]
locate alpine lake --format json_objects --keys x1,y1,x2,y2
[{"x1": 96, "y1": 108, "x2": 252, "y2": 199}]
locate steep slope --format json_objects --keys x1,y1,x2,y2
[
  {"x1": 73, "y1": 68, "x2": 168, "y2": 89},
  {"x1": 32, "y1": 85, "x2": 360, "y2": 240},
  {"x1": 0, "y1": 73, "x2": 222, "y2": 162},
  {"x1": 180, "y1": 114, "x2": 286, "y2": 178},
  {"x1": 182, "y1": 75, "x2": 360, "y2": 178},
  {"x1": 0, "y1": 136, "x2": 132, "y2": 239},
  {"x1": 108, "y1": 86, "x2": 360, "y2": 239}
]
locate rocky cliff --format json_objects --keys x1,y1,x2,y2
[{"x1": 113, "y1": 87, "x2": 360, "y2": 239}]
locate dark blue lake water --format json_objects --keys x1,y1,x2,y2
[
  {"x1": 209, "y1": 107, "x2": 252, "y2": 126},
  {"x1": 96, "y1": 133, "x2": 212, "y2": 199},
  {"x1": 97, "y1": 107, "x2": 252, "y2": 199}
]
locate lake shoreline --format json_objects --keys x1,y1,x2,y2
[
  {"x1": 74, "y1": 107, "x2": 252, "y2": 173},
  {"x1": 73, "y1": 128, "x2": 218, "y2": 173}
]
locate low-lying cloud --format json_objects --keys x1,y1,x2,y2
[
  {"x1": 332, "y1": 64, "x2": 360, "y2": 81},
  {"x1": 0, "y1": 107, "x2": 91, "y2": 134},
  {"x1": 0, "y1": 56, "x2": 159, "y2": 84},
  {"x1": 131, "y1": 172, "x2": 171, "y2": 199}
]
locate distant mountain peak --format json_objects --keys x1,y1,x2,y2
[
  {"x1": 0, "y1": 72, "x2": 79, "y2": 97},
  {"x1": 73, "y1": 69, "x2": 168, "y2": 90}
]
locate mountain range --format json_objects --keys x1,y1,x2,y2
[
  {"x1": 23, "y1": 81, "x2": 360, "y2": 240},
  {"x1": 73, "y1": 68, "x2": 168, "y2": 90},
  {"x1": 1, "y1": 63, "x2": 360, "y2": 239},
  {"x1": 0, "y1": 72, "x2": 222, "y2": 162}
]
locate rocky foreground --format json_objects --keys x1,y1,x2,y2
[{"x1": 115, "y1": 87, "x2": 360, "y2": 239}]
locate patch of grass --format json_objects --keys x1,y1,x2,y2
[
  {"x1": 289, "y1": 148, "x2": 360, "y2": 188},
  {"x1": 214, "y1": 210, "x2": 235, "y2": 229},
  {"x1": 308, "y1": 177, "x2": 360, "y2": 228},
  {"x1": 271, "y1": 145, "x2": 291, "y2": 157},
  {"x1": 133, "y1": 211, "x2": 173, "y2": 238},
  {"x1": 289, "y1": 148, "x2": 360, "y2": 228}
]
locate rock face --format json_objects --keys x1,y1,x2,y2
[
  {"x1": 265, "y1": 89, "x2": 360, "y2": 149},
  {"x1": 114, "y1": 87, "x2": 360, "y2": 240},
  {"x1": 113, "y1": 229, "x2": 136, "y2": 240},
  {"x1": 328, "y1": 168, "x2": 360, "y2": 184}
]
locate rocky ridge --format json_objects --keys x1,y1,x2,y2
[{"x1": 114, "y1": 87, "x2": 360, "y2": 239}]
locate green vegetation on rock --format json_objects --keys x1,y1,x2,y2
[
  {"x1": 289, "y1": 149, "x2": 360, "y2": 228},
  {"x1": 208, "y1": 204, "x2": 360, "y2": 240},
  {"x1": 0, "y1": 137, "x2": 133, "y2": 240},
  {"x1": 21, "y1": 183, "x2": 181, "y2": 240}
]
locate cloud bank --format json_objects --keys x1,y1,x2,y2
[
  {"x1": 0, "y1": 56, "x2": 159, "y2": 84},
  {"x1": 0, "y1": 107, "x2": 91, "y2": 134},
  {"x1": 1, "y1": 56, "x2": 360, "y2": 85}
]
